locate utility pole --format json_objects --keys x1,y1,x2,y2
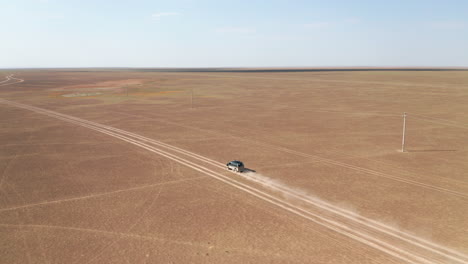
[
  {"x1": 191, "y1": 88, "x2": 193, "y2": 109},
  {"x1": 401, "y1": 112, "x2": 407, "y2": 152}
]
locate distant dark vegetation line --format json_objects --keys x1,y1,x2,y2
[
  {"x1": 129, "y1": 68, "x2": 468, "y2": 73},
  {"x1": 3, "y1": 68, "x2": 468, "y2": 73}
]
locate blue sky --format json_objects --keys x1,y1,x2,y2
[{"x1": 1, "y1": 0, "x2": 467, "y2": 67}]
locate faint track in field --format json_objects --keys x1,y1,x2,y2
[
  {"x1": 81, "y1": 187, "x2": 163, "y2": 264},
  {"x1": 0, "y1": 176, "x2": 206, "y2": 212},
  {"x1": 0, "y1": 154, "x2": 20, "y2": 190},
  {"x1": 0, "y1": 223, "x2": 279, "y2": 258},
  {"x1": 1, "y1": 99, "x2": 468, "y2": 263},
  {"x1": 112, "y1": 111, "x2": 468, "y2": 199},
  {"x1": 0, "y1": 223, "x2": 204, "y2": 248}
]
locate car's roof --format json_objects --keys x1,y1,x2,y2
[{"x1": 229, "y1": 160, "x2": 243, "y2": 165}]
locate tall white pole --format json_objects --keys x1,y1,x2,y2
[{"x1": 401, "y1": 112, "x2": 407, "y2": 152}]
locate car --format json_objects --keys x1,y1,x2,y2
[{"x1": 226, "y1": 160, "x2": 245, "y2": 173}]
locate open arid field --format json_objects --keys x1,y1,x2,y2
[{"x1": 0, "y1": 69, "x2": 467, "y2": 263}]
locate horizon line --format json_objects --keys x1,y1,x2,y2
[{"x1": 2, "y1": 66, "x2": 468, "y2": 73}]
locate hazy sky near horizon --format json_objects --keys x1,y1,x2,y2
[{"x1": 1, "y1": 0, "x2": 467, "y2": 68}]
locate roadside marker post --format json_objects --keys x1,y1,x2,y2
[{"x1": 401, "y1": 112, "x2": 407, "y2": 152}]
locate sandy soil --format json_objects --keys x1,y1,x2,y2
[{"x1": 0, "y1": 69, "x2": 467, "y2": 263}]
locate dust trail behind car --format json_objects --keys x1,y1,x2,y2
[{"x1": 238, "y1": 171, "x2": 468, "y2": 264}]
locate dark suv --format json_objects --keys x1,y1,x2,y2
[{"x1": 226, "y1": 160, "x2": 245, "y2": 173}]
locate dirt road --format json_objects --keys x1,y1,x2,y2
[{"x1": 1, "y1": 97, "x2": 466, "y2": 264}]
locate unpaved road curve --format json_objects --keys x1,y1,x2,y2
[
  {"x1": 0, "y1": 75, "x2": 13, "y2": 84},
  {"x1": 0, "y1": 74, "x2": 24, "y2": 87},
  {"x1": 1, "y1": 98, "x2": 467, "y2": 264}
]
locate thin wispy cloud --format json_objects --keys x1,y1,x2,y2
[
  {"x1": 30, "y1": 12, "x2": 65, "y2": 21},
  {"x1": 429, "y1": 21, "x2": 466, "y2": 30},
  {"x1": 304, "y1": 22, "x2": 331, "y2": 29},
  {"x1": 216, "y1": 27, "x2": 256, "y2": 34},
  {"x1": 304, "y1": 19, "x2": 361, "y2": 29},
  {"x1": 344, "y1": 18, "x2": 361, "y2": 24},
  {"x1": 47, "y1": 14, "x2": 65, "y2": 20},
  {"x1": 151, "y1": 12, "x2": 180, "y2": 20}
]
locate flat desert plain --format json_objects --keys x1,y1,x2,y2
[{"x1": 0, "y1": 69, "x2": 467, "y2": 263}]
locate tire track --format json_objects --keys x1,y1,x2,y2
[
  {"x1": 0, "y1": 176, "x2": 207, "y2": 212},
  {"x1": 0, "y1": 223, "x2": 209, "y2": 248},
  {"x1": 0, "y1": 223, "x2": 281, "y2": 258},
  {"x1": 1, "y1": 99, "x2": 467, "y2": 263},
  {"x1": 81, "y1": 187, "x2": 163, "y2": 264},
  {"x1": 82, "y1": 120, "x2": 467, "y2": 262},
  {"x1": 111, "y1": 111, "x2": 468, "y2": 198}
]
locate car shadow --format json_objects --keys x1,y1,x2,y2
[{"x1": 243, "y1": 168, "x2": 256, "y2": 173}]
